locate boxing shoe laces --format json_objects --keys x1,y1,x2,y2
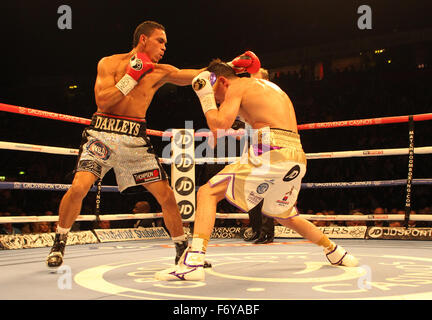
[
  {"x1": 324, "y1": 245, "x2": 358, "y2": 267},
  {"x1": 175, "y1": 240, "x2": 212, "y2": 268},
  {"x1": 46, "y1": 233, "x2": 67, "y2": 268},
  {"x1": 155, "y1": 249, "x2": 206, "y2": 281}
]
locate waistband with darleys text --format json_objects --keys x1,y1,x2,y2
[{"x1": 89, "y1": 113, "x2": 147, "y2": 137}]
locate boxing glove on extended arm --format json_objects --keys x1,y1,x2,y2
[{"x1": 115, "y1": 52, "x2": 154, "y2": 95}]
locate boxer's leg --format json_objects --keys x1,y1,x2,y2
[
  {"x1": 277, "y1": 215, "x2": 329, "y2": 244},
  {"x1": 155, "y1": 180, "x2": 228, "y2": 281},
  {"x1": 192, "y1": 180, "x2": 228, "y2": 246},
  {"x1": 276, "y1": 215, "x2": 358, "y2": 267},
  {"x1": 144, "y1": 179, "x2": 189, "y2": 264},
  {"x1": 144, "y1": 179, "x2": 211, "y2": 267},
  {"x1": 47, "y1": 171, "x2": 98, "y2": 268},
  {"x1": 144, "y1": 179, "x2": 184, "y2": 237},
  {"x1": 58, "y1": 171, "x2": 98, "y2": 229}
]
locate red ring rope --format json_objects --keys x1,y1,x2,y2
[
  {"x1": 0, "y1": 103, "x2": 167, "y2": 137},
  {"x1": 297, "y1": 113, "x2": 432, "y2": 130},
  {"x1": 1, "y1": 102, "x2": 432, "y2": 137}
]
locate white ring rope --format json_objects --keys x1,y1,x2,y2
[
  {"x1": 0, "y1": 141, "x2": 79, "y2": 156},
  {"x1": 1, "y1": 107, "x2": 431, "y2": 226},
  {"x1": 2, "y1": 179, "x2": 432, "y2": 192},
  {"x1": 1, "y1": 140, "x2": 432, "y2": 162},
  {"x1": 1, "y1": 140, "x2": 431, "y2": 225},
  {"x1": 2, "y1": 213, "x2": 432, "y2": 224}
]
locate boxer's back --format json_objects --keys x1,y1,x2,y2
[{"x1": 238, "y1": 78, "x2": 298, "y2": 133}]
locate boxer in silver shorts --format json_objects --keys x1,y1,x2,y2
[
  {"x1": 77, "y1": 112, "x2": 167, "y2": 191},
  {"x1": 46, "y1": 21, "x2": 207, "y2": 268}
]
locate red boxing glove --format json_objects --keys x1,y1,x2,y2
[
  {"x1": 126, "y1": 52, "x2": 154, "y2": 81},
  {"x1": 228, "y1": 51, "x2": 261, "y2": 74},
  {"x1": 116, "y1": 52, "x2": 154, "y2": 95}
]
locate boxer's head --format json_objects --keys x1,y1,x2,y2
[
  {"x1": 251, "y1": 68, "x2": 269, "y2": 80},
  {"x1": 133, "y1": 21, "x2": 167, "y2": 63},
  {"x1": 207, "y1": 59, "x2": 237, "y2": 104}
]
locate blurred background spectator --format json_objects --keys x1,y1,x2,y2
[
  {"x1": 346, "y1": 210, "x2": 367, "y2": 227},
  {"x1": 0, "y1": 212, "x2": 22, "y2": 235}
]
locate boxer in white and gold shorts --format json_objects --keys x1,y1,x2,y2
[
  {"x1": 209, "y1": 127, "x2": 306, "y2": 219},
  {"x1": 156, "y1": 57, "x2": 358, "y2": 281}
]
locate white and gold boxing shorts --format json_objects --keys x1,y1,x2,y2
[{"x1": 209, "y1": 128, "x2": 306, "y2": 219}]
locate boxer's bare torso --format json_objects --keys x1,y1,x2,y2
[
  {"x1": 237, "y1": 78, "x2": 298, "y2": 132},
  {"x1": 94, "y1": 54, "x2": 199, "y2": 118},
  {"x1": 94, "y1": 28, "x2": 202, "y2": 119},
  {"x1": 211, "y1": 76, "x2": 298, "y2": 134}
]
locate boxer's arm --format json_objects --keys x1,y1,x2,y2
[
  {"x1": 205, "y1": 88, "x2": 242, "y2": 133},
  {"x1": 155, "y1": 64, "x2": 206, "y2": 87},
  {"x1": 94, "y1": 58, "x2": 126, "y2": 109},
  {"x1": 206, "y1": 94, "x2": 241, "y2": 148}
]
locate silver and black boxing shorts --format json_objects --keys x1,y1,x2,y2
[{"x1": 76, "y1": 112, "x2": 167, "y2": 192}]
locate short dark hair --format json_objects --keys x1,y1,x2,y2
[
  {"x1": 132, "y1": 21, "x2": 165, "y2": 48},
  {"x1": 207, "y1": 59, "x2": 236, "y2": 78}
]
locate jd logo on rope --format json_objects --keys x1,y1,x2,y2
[{"x1": 283, "y1": 165, "x2": 300, "y2": 182}]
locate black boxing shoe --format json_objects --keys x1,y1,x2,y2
[
  {"x1": 175, "y1": 240, "x2": 212, "y2": 268},
  {"x1": 244, "y1": 230, "x2": 260, "y2": 242},
  {"x1": 46, "y1": 233, "x2": 67, "y2": 268},
  {"x1": 254, "y1": 232, "x2": 274, "y2": 244}
]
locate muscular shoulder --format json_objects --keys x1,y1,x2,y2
[
  {"x1": 227, "y1": 77, "x2": 252, "y2": 96},
  {"x1": 97, "y1": 53, "x2": 129, "y2": 73},
  {"x1": 242, "y1": 78, "x2": 283, "y2": 96},
  {"x1": 153, "y1": 63, "x2": 179, "y2": 75}
]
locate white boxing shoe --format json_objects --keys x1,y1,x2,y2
[
  {"x1": 155, "y1": 250, "x2": 206, "y2": 281},
  {"x1": 324, "y1": 245, "x2": 359, "y2": 267}
]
